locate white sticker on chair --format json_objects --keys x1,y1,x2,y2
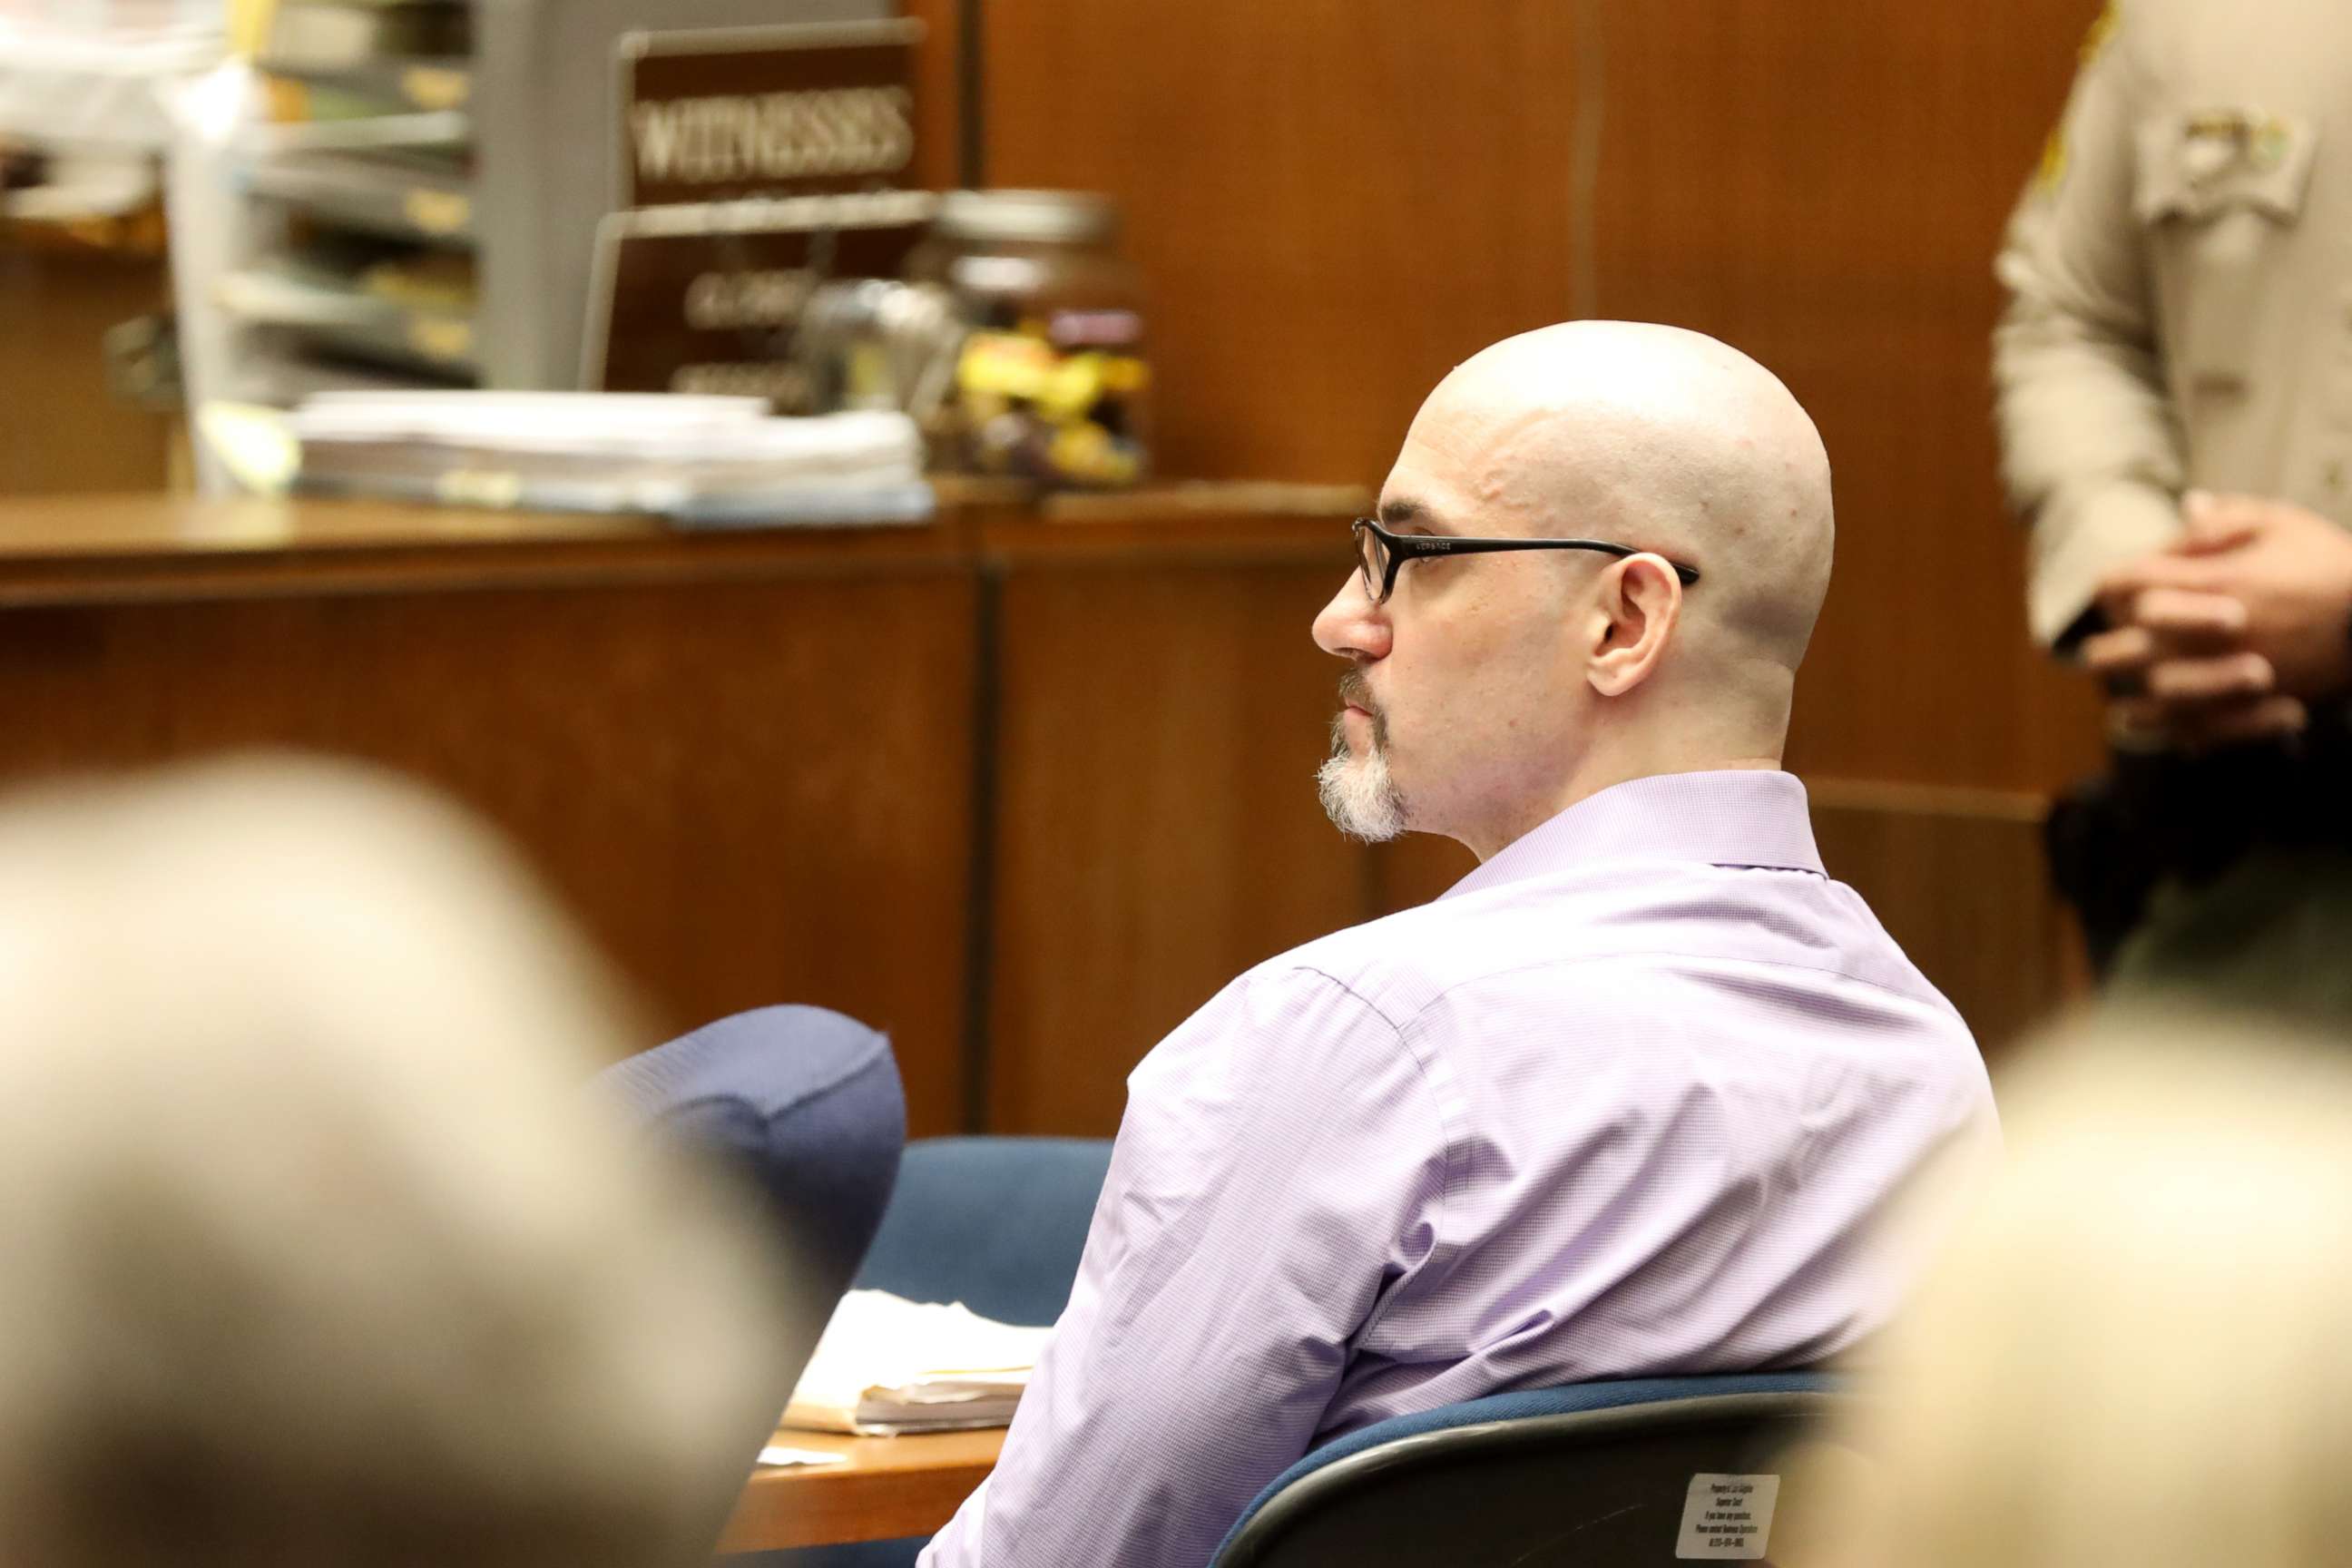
[{"x1": 1674, "y1": 1472, "x2": 1780, "y2": 1559}]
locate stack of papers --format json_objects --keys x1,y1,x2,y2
[
  {"x1": 785, "y1": 1290, "x2": 1054, "y2": 1436},
  {"x1": 279, "y1": 392, "x2": 933, "y2": 526}
]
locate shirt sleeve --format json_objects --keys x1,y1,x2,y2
[
  {"x1": 916, "y1": 964, "x2": 1449, "y2": 1568},
  {"x1": 1992, "y1": 7, "x2": 2187, "y2": 650}
]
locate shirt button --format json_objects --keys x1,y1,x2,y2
[{"x1": 2328, "y1": 460, "x2": 2347, "y2": 493}]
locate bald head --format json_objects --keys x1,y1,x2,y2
[
  {"x1": 1401, "y1": 321, "x2": 1834, "y2": 674},
  {"x1": 1314, "y1": 321, "x2": 1837, "y2": 856}
]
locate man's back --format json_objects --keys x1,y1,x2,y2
[
  {"x1": 1289, "y1": 769, "x2": 1988, "y2": 1433},
  {"x1": 921, "y1": 771, "x2": 1995, "y2": 1568}
]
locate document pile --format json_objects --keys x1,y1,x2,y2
[
  {"x1": 785, "y1": 1289, "x2": 1054, "y2": 1437},
  {"x1": 267, "y1": 392, "x2": 934, "y2": 526}
]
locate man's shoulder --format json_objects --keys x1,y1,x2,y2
[
  {"x1": 1248, "y1": 858, "x2": 1959, "y2": 1034},
  {"x1": 1244, "y1": 879, "x2": 1622, "y2": 1029},
  {"x1": 1262, "y1": 895, "x2": 1461, "y2": 978}
]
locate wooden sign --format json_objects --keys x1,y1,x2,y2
[
  {"x1": 616, "y1": 17, "x2": 923, "y2": 210},
  {"x1": 582, "y1": 189, "x2": 937, "y2": 403}
]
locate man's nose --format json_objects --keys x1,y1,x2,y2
[{"x1": 1312, "y1": 572, "x2": 1391, "y2": 662}]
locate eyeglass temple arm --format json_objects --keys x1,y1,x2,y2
[{"x1": 1396, "y1": 535, "x2": 1702, "y2": 585}]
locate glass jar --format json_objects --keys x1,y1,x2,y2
[{"x1": 907, "y1": 190, "x2": 1151, "y2": 489}]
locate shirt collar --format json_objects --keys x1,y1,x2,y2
[{"x1": 1440, "y1": 769, "x2": 1826, "y2": 900}]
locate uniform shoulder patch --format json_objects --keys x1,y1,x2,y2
[
  {"x1": 2080, "y1": 0, "x2": 2120, "y2": 64},
  {"x1": 2034, "y1": 124, "x2": 2070, "y2": 196}
]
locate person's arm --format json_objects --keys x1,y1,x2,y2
[
  {"x1": 918, "y1": 965, "x2": 1447, "y2": 1568},
  {"x1": 1993, "y1": 9, "x2": 2184, "y2": 651}
]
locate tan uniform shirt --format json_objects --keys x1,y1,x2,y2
[{"x1": 1995, "y1": 0, "x2": 2352, "y2": 648}]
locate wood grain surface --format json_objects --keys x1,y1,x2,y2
[
  {"x1": 0, "y1": 505, "x2": 979, "y2": 1134},
  {"x1": 986, "y1": 551, "x2": 1366, "y2": 1132},
  {"x1": 720, "y1": 1427, "x2": 1004, "y2": 1552},
  {"x1": 981, "y1": 0, "x2": 2112, "y2": 797}
]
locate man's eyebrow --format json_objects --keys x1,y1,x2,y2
[{"x1": 1377, "y1": 496, "x2": 1451, "y2": 534}]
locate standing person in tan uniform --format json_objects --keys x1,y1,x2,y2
[{"x1": 1997, "y1": 0, "x2": 2352, "y2": 1014}]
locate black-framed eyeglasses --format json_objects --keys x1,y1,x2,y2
[{"x1": 1350, "y1": 516, "x2": 1702, "y2": 605}]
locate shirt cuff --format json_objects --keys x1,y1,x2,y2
[{"x1": 2026, "y1": 480, "x2": 2184, "y2": 651}]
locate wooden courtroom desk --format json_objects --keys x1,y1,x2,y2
[
  {"x1": 720, "y1": 1427, "x2": 1004, "y2": 1553},
  {"x1": 0, "y1": 493, "x2": 985, "y2": 1132}
]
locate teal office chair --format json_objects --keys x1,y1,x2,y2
[
  {"x1": 851, "y1": 1135, "x2": 1113, "y2": 1325},
  {"x1": 1210, "y1": 1371, "x2": 1850, "y2": 1568}
]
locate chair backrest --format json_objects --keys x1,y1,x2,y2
[
  {"x1": 598, "y1": 1004, "x2": 906, "y2": 1393},
  {"x1": 852, "y1": 1135, "x2": 1114, "y2": 1327},
  {"x1": 1210, "y1": 1371, "x2": 1849, "y2": 1568}
]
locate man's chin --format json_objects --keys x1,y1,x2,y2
[{"x1": 1317, "y1": 753, "x2": 1408, "y2": 842}]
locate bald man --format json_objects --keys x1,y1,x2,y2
[{"x1": 920, "y1": 323, "x2": 1997, "y2": 1568}]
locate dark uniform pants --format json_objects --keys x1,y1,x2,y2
[{"x1": 2049, "y1": 710, "x2": 2352, "y2": 1029}]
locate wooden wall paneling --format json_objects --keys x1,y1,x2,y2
[
  {"x1": 0, "y1": 569, "x2": 980, "y2": 1133},
  {"x1": 0, "y1": 249, "x2": 174, "y2": 495},
  {"x1": 1591, "y1": 1, "x2": 2110, "y2": 797},
  {"x1": 983, "y1": 0, "x2": 2118, "y2": 798},
  {"x1": 986, "y1": 554, "x2": 1367, "y2": 1134},
  {"x1": 1591, "y1": 0, "x2": 2112, "y2": 796},
  {"x1": 981, "y1": 1, "x2": 1587, "y2": 486}
]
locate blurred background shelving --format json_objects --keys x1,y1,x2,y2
[
  {"x1": 223, "y1": 0, "x2": 479, "y2": 396},
  {"x1": 172, "y1": 0, "x2": 898, "y2": 453}
]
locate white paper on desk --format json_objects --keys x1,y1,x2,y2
[
  {"x1": 785, "y1": 1289, "x2": 1053, "y2": 1436},
  {"x1": 757, "y1": 1446, "x2": 849, "y2": 1468},
  {"x1": 280, "y1": 395, "x2": 931, "y2": 525}
]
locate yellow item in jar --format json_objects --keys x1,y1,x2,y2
[
  {"x1": 958, "y1": 331, "x2": 1057, "y2": 400},
  {"x1": 1048, "y1": 418, "x2": 1140, "y2": 486},
  {"x1": 1099, "y1": 355, "x2": 1151, "y2": 395},
  {"x1": 1048, "y1": 418, "x2": 1112, "y2": 481},
  {"x1": 959, "y1": 334, "x2": 1128, "y2": 422},
  {"x1": 1034, "y1": 352, "x2": 1107, "y2": 421}
]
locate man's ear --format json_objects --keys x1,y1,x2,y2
[{"x1": 1585, "y1": 554, "x2": 1683, "y2": 698}]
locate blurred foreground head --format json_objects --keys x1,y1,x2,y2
[
  {"x1": 0, "y1": 756, "x2": 783, "y2": 1568},
  {"x1": 1831, "y1": 1009, "x2": 2352, "y2": 1568}
]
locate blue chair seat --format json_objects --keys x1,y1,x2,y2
[
  {"x1": 1211, "y1": 1371, "x2": 1849, "y2": 1567},
  {"x1": 852, "y1": 1135, "x2": 1114, "y2": 1327}
]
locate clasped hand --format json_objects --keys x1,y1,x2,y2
[{"x1": 2084, "y1": 492, "x2": 2352, "y2": 750}]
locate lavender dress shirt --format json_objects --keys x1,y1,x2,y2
[{"x1": 919, "y1": 769, "x2": 1997, "y2": 1568}]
